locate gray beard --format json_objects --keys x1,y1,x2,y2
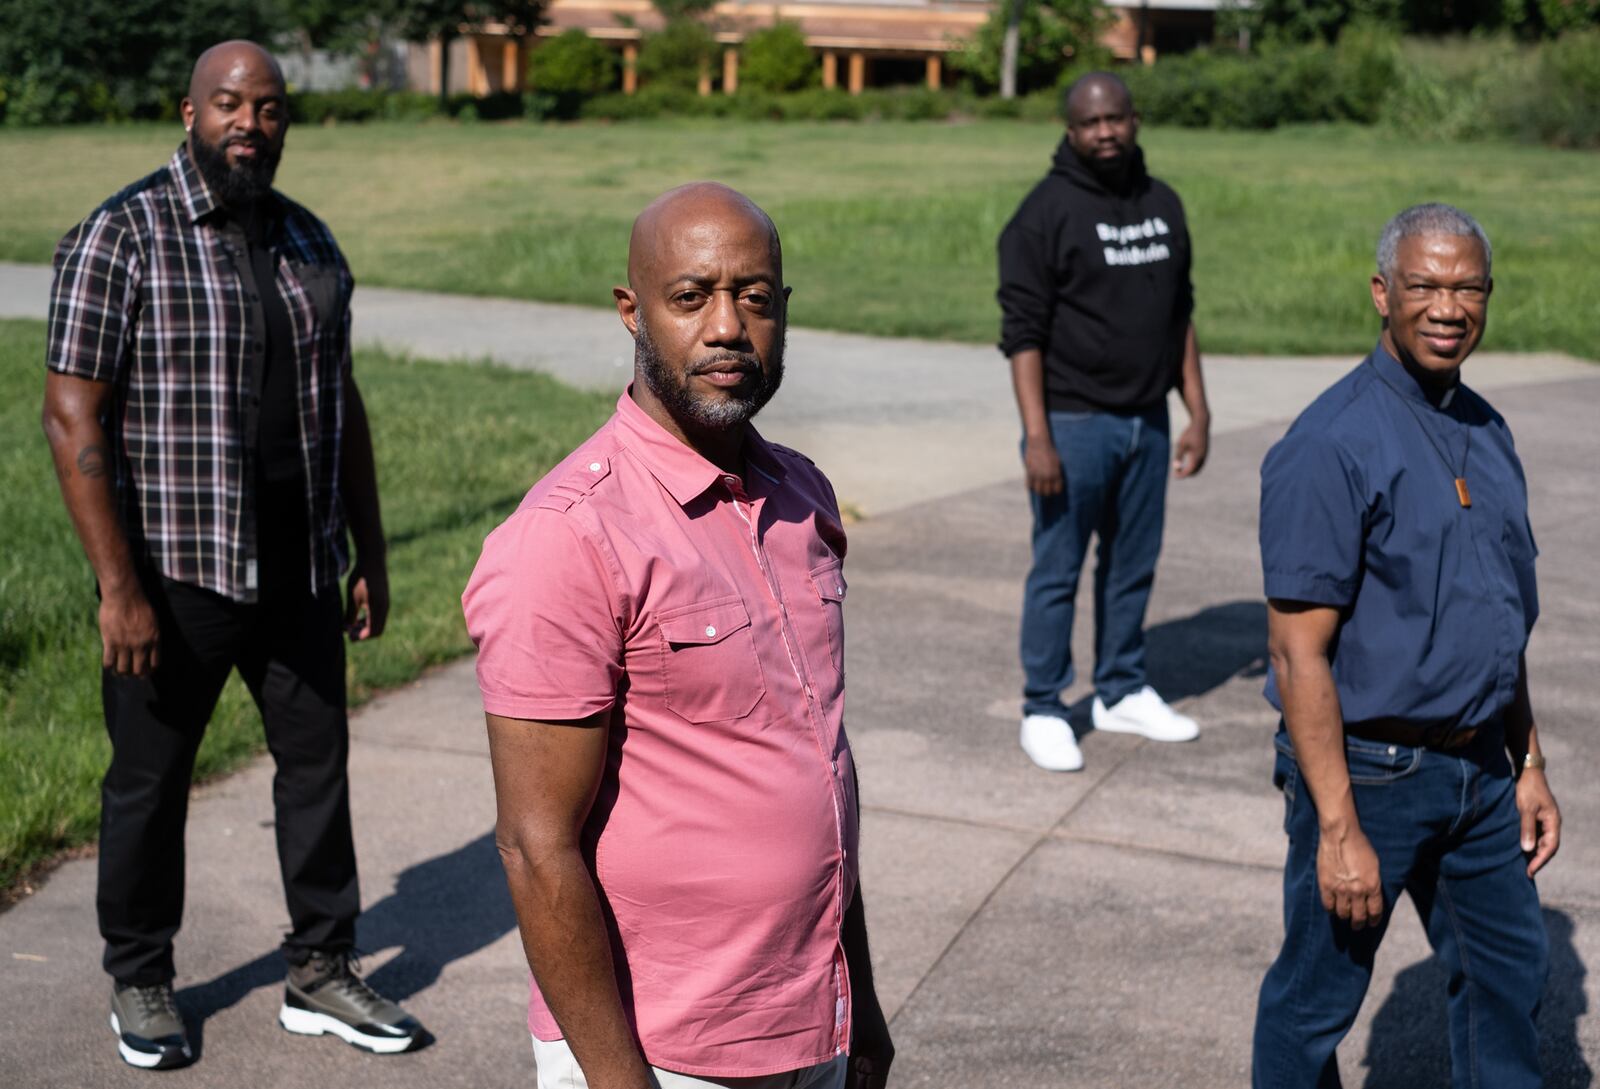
[{"x1": 635, "y1": 313, "x2": 785, "y2": 432}]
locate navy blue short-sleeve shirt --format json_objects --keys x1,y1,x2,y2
[{"x1": 1259, "y1": 344, "x2": 1539, "y2": 731}]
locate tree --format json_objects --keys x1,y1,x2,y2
[
  {"x1": 740, "y1": 23, "x2": 815, "y2": 92},
  {"x1": 0, "y1": 0, "x2": 280, "y2": 124},
  {"x1": 380, "y1": 0, "x2": 547, "y2": 102},
  {"x1": 637, "y1": 18, "x2": 719, "y2": 91},
  {"x1": 528, "y1": 28, "x2": 617, "y2": 94},
  {"x1": 637, "y1": 0, "x2": 719, "y2": 92},
  {"x1": 954, "y1": 0, "x2": 1110, "y2": 96}
]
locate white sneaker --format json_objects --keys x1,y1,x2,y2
[
  {"x1": 1091, "y1": 686, "x2": 1200, "y2": 742},
  {"x1": 1019, "y1": 714, "x2": 1085, "y2": 772}
]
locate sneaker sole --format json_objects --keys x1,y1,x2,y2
[
  {"x1": 110, "y1": 1012, "x2": 192, "y2": 1070},
  {"x1": 1092, "y1": 718, "x2": 1200, "y2": 742},
  {"x1": 278, "y1": 1003, "x2": 416, "y2": 1054},
  {"x1": 1020, "y1": 743, "x2": 1084, "y2": 771}
]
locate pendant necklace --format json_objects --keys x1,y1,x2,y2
[{"x1": 1367, "y1": 359, "x2": 1472, "y2": 508}]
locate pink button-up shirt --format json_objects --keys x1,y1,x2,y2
[{"x1": 463, "y1": 391, "x2": 858, "y2": 1078}]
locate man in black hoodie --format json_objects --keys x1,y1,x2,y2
[{"x1": 998, "y1": 72, "x2": 1211, "y2": 772}]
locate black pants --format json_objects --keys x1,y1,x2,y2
[{"x1": 98, "y1": 490, "x2": 358, "y2": 985}]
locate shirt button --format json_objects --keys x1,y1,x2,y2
[
  {"x1": 705, "y1": 625, "x2": 717, "y2": 638},
  {"x1": 589, "y1": 462, "x2": 601, "y2": 471}
]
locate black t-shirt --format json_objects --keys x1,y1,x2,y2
[{"x1": 235, "y1": 206, "x2": 302, "y2": 482}]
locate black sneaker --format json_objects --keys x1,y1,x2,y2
[
  {"x1": 110, "y1": 981, "x2": 194, "y2": 1070},
  {"x1": 278, "y1": 951, "x2": 424, "y2": 1054}
]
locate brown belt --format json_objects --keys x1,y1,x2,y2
[{"x1": 1345, "y1": 720, "x2": 1480, "y2": 751}]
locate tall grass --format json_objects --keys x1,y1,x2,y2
[{"x1": 0, "y1": 319, "x2": 615, "y2": 888}]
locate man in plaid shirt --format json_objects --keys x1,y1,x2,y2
[{"x1": 41, "y1": 41, "x2": 423, "y2": 1069}]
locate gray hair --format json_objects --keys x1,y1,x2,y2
[{"x1": 1376, "y1": 203, "x2": 1492, "y2": 281}]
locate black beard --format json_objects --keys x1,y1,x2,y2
[
  {"x1": 190, "y1": 129, "x2": 280, "y2": 207},
  {"x1": 636, "y1": 315, "x2": 784, "y2": 433},
  {"x1": 1081, "y1": 147, "x2": 1132, "y2": 184}
]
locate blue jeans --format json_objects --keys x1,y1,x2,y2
[
  {"x1": 1252, "y1": 727, "x2": 1548, "y2": 1088},
  {"x1": 1019, "y1": 405, "x2": 1169, "y2": 717}
]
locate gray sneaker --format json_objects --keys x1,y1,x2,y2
[
  {"x1": 278, "y1": 952, "x2": 424, "y2": 1054},
  {"x1": 110, "y1": 981, "x2": 194, "y2": 1070}
]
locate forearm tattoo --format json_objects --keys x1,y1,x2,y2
[{"x1": 76, "y1": 444, "x2": 110, "y2": 479}]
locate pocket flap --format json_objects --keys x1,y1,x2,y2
[
  {"x1": 811, "y1": 561, "x2": 846, "y2": 603},
  {"x1": 659, "y1": 598, "x2": 753, "y2": 646}
]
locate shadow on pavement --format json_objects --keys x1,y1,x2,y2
[
  {"x1": 1362, "y1": 908, "x2": 1592, "y2": 1088},
  {"x1": 1146, "y1": 600, "x2": 1268, "y2": 702},
  {"x1": 176, "y1": 831, "x2": 514, "y2": 1050},
  {"x1": 1063, "y1": 600, "x2": 1266, "y2": 729}
]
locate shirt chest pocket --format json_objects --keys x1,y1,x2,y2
[
  {"x1": 807, "y1": 559, "x2": 846, "y2": 677},
  {"x1": 657, "y1": 597, "x2": 767, "y2": 723},
  {"x1": 283, "y1": 259, "x2": 343, "y2": 330}
]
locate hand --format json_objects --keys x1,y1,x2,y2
[
  {"x1": 345, "y1": 557, "x2": 389, "y2": 641},
  {"x1": 1023, "y1": 435, "x2": 1064, "y2": 496},
  {"x1": 1173, "y1": 420, "x2": 1209, "y2": 479},
  {"x1": 99, "y1": 584, "x2": 160, "y2": 677},
  {"x1": 1316, "y1": 823, "x2": 1384, "y2": 929},
  {"x1": 846, "y1": 1018, "x2": 894, "y2": 1089},
  {"x1": 1516, "y1": 768, "x2": 1560, "y2": 877}
]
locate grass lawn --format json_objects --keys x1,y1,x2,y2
[
  {"x1": 0, "y1": 318, "x2": 614, "y2": 890},
  {"x1": 0, "y1": 120, "x2": 1595, "y2": 358}
]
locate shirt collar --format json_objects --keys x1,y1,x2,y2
[
  {"x1": 614, "y1": 388, "x2": 786, "y2": 507},
  {"x1": 1371, "y1": 340, "x2": 1459, "y2": 410},
  {"x1": 171, "y1": 142, "x2": 222, "y2": 224}
]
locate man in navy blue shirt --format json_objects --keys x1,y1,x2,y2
[{"x1": 1252, "y1": 204, "x2": 1560, "y2": 1088}]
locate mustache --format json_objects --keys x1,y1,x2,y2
[{"x1": 689, "y1": 353, "x2": 762, "y2": 374}]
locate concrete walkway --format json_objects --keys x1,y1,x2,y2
[{"x1": 2, "y1": 262, "x2": 1597, "y2": 1087}]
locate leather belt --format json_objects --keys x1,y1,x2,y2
[{"x1": 1346, "y1": 719, "x2": 1480, "y2": 751}]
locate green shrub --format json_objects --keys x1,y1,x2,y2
[
  {"x1": 1519, "y1": 27, "x2": 1600, "y2": 146},
  {"x1": 529, "y1": 29, "x2": 619, "y2": 96},
  {"x1": 1379, "y1": 35, "x2": 1530, "y2": 142},
  {"x1": 740, "y1": 23, "x2": 816, "y2": 93},
  {"x1": 952, "y1": 0, "x2": 1112, "y2": 94},
  {"x1": 291, "y1": 89, "x2": 382, "y2": 124},
  {"x1": 637, "y1": 19, "x2": 719, "y2": 92},
  {"x1": 856, "y1": 87, "x2": 958, "y2": 121},
  {"x1": 1536, "y1": 0, "x2": 1600, "y2": 35},
  {"x1": 777, "y1": 88, "x2": 869, "y2": 120},
  {"x1": 382, "y1": 91, "x2": 448, "y2": 122},
  {"x1": 0, "y1": 0, "x2": 277, "y2": 124},
  {"x1": 1125, "y1": 25, "x2": 1399, "y2": 130},
  {"x1": 580, "y1": 87, "x2": 703, "y2": 120}
]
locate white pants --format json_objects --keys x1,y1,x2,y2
[{"x1": 532, "y1": 1036, "x2": 848, "y2": 1089}]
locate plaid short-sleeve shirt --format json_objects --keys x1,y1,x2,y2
[{"x1": 47, "y1": 143, "x2": 354, "y2": 602}]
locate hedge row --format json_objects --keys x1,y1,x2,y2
[
  {"x1": 27, "y1": 30, "x2": 1589, "y2": 150},
  {"x1": 1121, "y1": 27, "x2": 1600, "y2": 147},
  {"x1": 278, "y1": 85, "x2": 1062, "y2": 125}
]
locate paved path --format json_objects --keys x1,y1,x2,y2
[{"x1": 3, "y1": 262, "x2": 1597, "y2": 1087}]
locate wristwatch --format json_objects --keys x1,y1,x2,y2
[{"x1": 1522, "y1": 752, "x2": 1547, "y2": 772}]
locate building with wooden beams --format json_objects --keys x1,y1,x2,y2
[{"x1": 407, "y1": 0, "x2": 1226, "y2": 97}]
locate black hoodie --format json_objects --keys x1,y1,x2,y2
[{"x1": 997, "y1": 140, "x2": 1193, "y2": 413}]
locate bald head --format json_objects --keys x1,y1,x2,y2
[
  {"x1": 188, "y1": 40, "x2": 284, "y2": 104},
  {"x1": 1064, "y1": 71, "x2": 1133, "y2": 123},
  {"x1": 627, "y1": 182, "x2": 781, "y2": 290},
  {"x1": 181, "y1": 40, "x2": 288, "y2": 207},
  {"x1": 615, "y1": 183, "x2": 789, "y2": 450},
  {"x1": 1062, "y1": 71, "x2": 1139, "y2": 182}
]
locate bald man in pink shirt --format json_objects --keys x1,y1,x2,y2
[{"x1": 463, "y1": 184, "x2": 893, "y2": 1089}]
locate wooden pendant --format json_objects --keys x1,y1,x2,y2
[{"x1": 1455, "y1": 478, "x2": 1472, "y2": 508}]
